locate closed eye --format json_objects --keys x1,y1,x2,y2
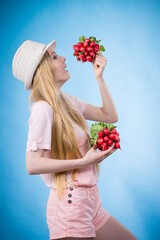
[{"x1": 53, "y1": 55, "x2": 57, "y2": 59}]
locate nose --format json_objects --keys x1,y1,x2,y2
[{"x1": 61, "y1": 56, "x2": 66, "y2": 62}]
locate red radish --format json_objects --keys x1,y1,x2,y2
[
  {"x1": 84, "y1": 51, "x2": 89, "y2": 56},
  {"x1": 90, "y1": 41, "x2": 96, "y2": 47},
  {"x1": 103, "y1": 128, "x2": 110, "y2": 135},
  {"x1": 101, "y1": 142, "x2": 108, "y2": 147},
  {"x1": 113, "y1": 135, "x2": 120, "y2": 142},
  {"x1": 73, "y1": 36, "x2": 105, "y2": 64},
  {"x1": 97, "y1": 137, "x2": 104, "y2": 145},
  {"x1": 86, "y1": 46, "x2": 93, "y2": 52},
  {"x1": 104, "y1": 135, "x2": 109, "y2": 141},
  {"x1": 83, "y1": 42, "x2": 88, "y2": 48},
  {"x1": 74, "y1": 51, "x2": 79, "y2": 56},
  {"x1": 79, "y1": 54, "x2": 85, "y2": 60},
  {"x1": 77, "y1": 42, "x2": 83, "y2": 47},
  {"x1": 85, "y1": 38, "x2": 90, "y2": 43},
  {"x1": 98, "y1": 131, "x2": 104, "y2": 137},
  {"x1": 80, "y1": 46, "x2": 85, "y2": 52},
  {"x1": 107, "y1": 139, "x2": 113, "y2": 145},
  {"x1": 97, "y1": 144, "x2": 102, "y2": 150},
  {"x1": 89, "y1": 122, "x2": 120, "y2": 151},
  {"x1": 93, "y1": 46, "x2": 99, "y2": 53},
  {"x1": 86, "y1": 55, "x2": 93, "y2": 62},
  {"x1": 111, "y1": 129, "x2": 117, "y2": 134},
  {"x1": 82, "y1": 57, "x2": 87, "y2": 62},
  {"x1": 89, "y1": 52, "x2": 96, "y2": 58},
  {"x1": 77, "y1": 55, "x2": 81, "y2": 61},
  {"x1": 73, "y1": 45, "x2": 80, "y2": 51},
  {"x1": 88, "y1": 57, "x2": 94, "y2": 62},
  {"x1": 93, "y1": 144, "x2": 97, "y2": 148},
  {"x1": 109, "y1": 134, "x2": 115, "y2": 140},
  {"x1": 86, "y1": 55, "x2": 91, "y2": 61},
  {"x1": 102, "y1": 146, "x2": 107, "y2": 151},
  {"x1": 115, "y1": 142, "x2": 120, "y2": 149},
  {"x1": 95, "y1": 44, "x2": 100, "y2": 50}
]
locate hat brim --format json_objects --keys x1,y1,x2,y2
[{"x1": 25, "y1": 40, "x2": 57, "y2": 90}]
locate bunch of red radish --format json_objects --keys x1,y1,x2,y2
[
  {"x1": 94, "y1": 128, "x2": 121, "y2": 151},
  {"x1": 73, "y1": 35, "x2": 105, "y2": 63}
]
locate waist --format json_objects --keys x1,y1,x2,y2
[
  {"x1": 50, "y1": 180, "x2": 97, "y2": 190},
  {"x1": 65, "y1": 180, "x2": 97, "y2": 188}
]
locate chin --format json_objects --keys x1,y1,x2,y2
[
  {"x1": 66, "y1": 73, "x2": 71, "y2": 79},
  {"x1": 63, "y1": 76, "x2": 71, "y2": 83}
]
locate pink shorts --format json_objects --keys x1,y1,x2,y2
[{"x1": 46, "y1": 183, "x2": 111, "y2": 239}]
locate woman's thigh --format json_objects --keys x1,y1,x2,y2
[
  {"x1": 53, "y1": 216, "x2": 138, "y2": 240},
  {"x1": 94, "y1": 215, "x2": 138, "y2": 240}
]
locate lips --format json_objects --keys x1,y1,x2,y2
[{"x1": 64, "y1": 65, "x2": 69, "y2": 71}]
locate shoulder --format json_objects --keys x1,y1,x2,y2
[
  {"x1": 63, "y1": 93, "x2": 78, "y2": 109},
  {"x1": 63, "y1": 93, "x2": 86, "y2": 115},
  {"x1": 31, "y1": 100, "x2": 53, "y2": 115},
  {"x1": 63, "y1": 93, "x2": 74, "y2": 99},
  {"x1": 63, "y1": 93, "x2": 76, "y2": 103},
  {"x1": 30, "y1": 101, "x2": 53, "y2": 123}
]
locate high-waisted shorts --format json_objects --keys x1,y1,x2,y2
[{"x1": 46, "y1": 182, "x2": 111, "y2": 239}]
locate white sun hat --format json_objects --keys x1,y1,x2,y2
[{"x1": 12, "y1": 39, "x2": 57, "y2": 90}]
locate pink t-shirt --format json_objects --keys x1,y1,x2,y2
[{"x1": 26, "y1": 93, "x2": 98, "y2": 188}]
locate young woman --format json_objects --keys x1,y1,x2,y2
[{"x1": 12, "y1": 39, "x2": 138, "y2": 240}]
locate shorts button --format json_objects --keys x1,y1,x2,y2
[
  {"x1": 68, "y1": 193, "x2": 72, "y2": 197},
  {"x1": 68, "y1": 200, "x2": 72, "y2": 204},
  {"x1": 69, "y1": 187, "x2": 74, "y2": 191}
]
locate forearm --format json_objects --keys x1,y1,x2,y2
[
  {"x1": 97, "y1": 76, "x2": 118, "y2": 121},
  {"x1": 29, "y1": 156, "x2": 85, "y2": 175}
]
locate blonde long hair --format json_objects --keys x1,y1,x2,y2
[{"x1": 28, "y1": 51, "x2": 100, "y2": 200}]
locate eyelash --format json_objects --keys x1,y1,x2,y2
[{"x1": 53, "y1": 55, "x2": 57, "y2": 59}]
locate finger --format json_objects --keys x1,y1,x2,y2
[
  {"x1": 103, "y1": 150, "x2": 114, "y2": 159},
  {"x1": 93, "y1": 145, "x2": 97, "y2": 150},
  {"x1": 95, "y1": 57, "x2": 106, "y2": 63},
  {"x1": 101, "y1": 144, "x2": 114, "y2": 156},
  {"x1": 95, "y1": 59, "x2": 105, "y2": 64},
  {"x1": 109, "y1": 142, "x2": 115, "y2": 150},
  {"x1": 93, "y1": 56, "x2": 106, "y2": 64},
  {"x1": 104, "y1": 148, "x2": 116, "y2": 158},
  {"x1": 96, "y1": 51, "x2": 102, "y2": 55},
  {"x1": 94, "y1": 60, "x2": 105, "y2": 67},
  {"x1": 108, "y1": 148, "x2": 116, "y2": 155},
  {"x1": 96, "y1": 52, "x2": 106, "y2": 59},
  {"x1": 95, "y1": 54, "x2": 106, "y2": 59},
  {"x1": 104, "y1": 143, "x2": 115, "y2": 154},
  {"x1": 94, "y1": 57, "x2": 107, "y2": 64}
]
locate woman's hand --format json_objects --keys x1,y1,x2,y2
[
  {"x1": 91, "y1": 51, "x2": 107, "y2": 79},
  {"x1": 82, "y1": 142, "x2": 116, "y2": 166}
]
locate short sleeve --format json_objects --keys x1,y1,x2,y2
[
  {"x1": 26, "y1": 101, "x2": 53, "y2": 152},
  {"x1": 74, "y1": 96, "x2": 88, "y2": 115}
]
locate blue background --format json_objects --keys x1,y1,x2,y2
[{"x1": 0, "y1": 0, "x2": 160, "y2": 239}]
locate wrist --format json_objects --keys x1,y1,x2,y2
[
  {"x1": 81, "y1": 156, "x2": 89, "y2": 167},
  {"x1": 78, "y1": 157, "x2": 87, "y2": 168},
  {"x1": 96, "y1": 76, "x2": 104, "y2": 81}
]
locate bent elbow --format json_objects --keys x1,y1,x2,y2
[
  {"x1": 26, "y1": 149, "x2": 44, "y2": 175},
  {"x1": 112, "y1": 115, "x2": 119, "y2": 123},
  {"x1": 108, "y1": 117, "x2": 119, "y2": 123},
  {"x1": 114, "y1": 117, "x2": 119, "y2": 123},
  {"x1": 27, "y1": 168, "x2": 34, "y2": 175},
  {"x1": 26, "y1": 165, "x2": 35, "y2": 175},
  {"x1": 26, "y1": 156, "x2": 36, "y2": 175}
]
